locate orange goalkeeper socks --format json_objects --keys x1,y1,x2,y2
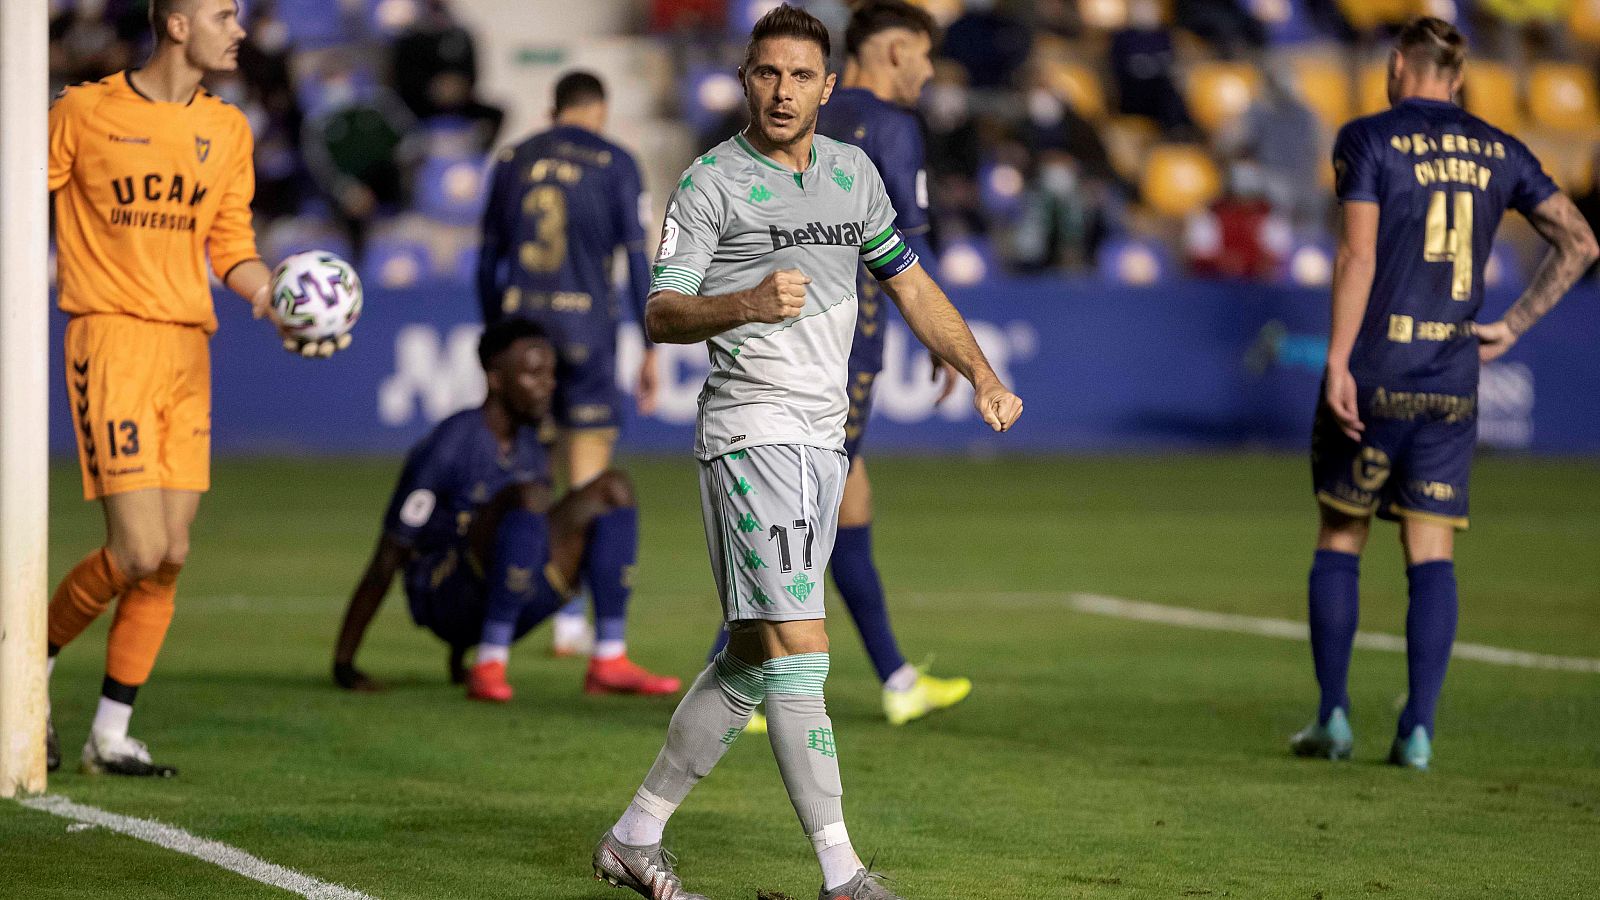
[
  {"x1": 105, "y1": 561, "x2": 181, "y2": 687},
  {"x1": 47, "y1": 548, "x2": 131, "y2": 650}
]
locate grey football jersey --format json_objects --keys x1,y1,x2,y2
[{"x1": 651, "y1": 132, "x2": 919, "y2": 460}]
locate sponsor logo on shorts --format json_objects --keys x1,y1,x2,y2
[{"x1": 1353, "y1": 447, "x2": 1391, "y2": 492}]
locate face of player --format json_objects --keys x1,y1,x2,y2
[
  {"x1": 183, "y1": 0, "x2": 247, "y2": 73},
  {"x1": 742, "y1": 37, "x2": 837, "y2": 149},
  {"x1": 888, "y1": 30, "x2": 934, "y2": 108},
  {"x1": 495, "y1": 339, "x2": 558, "y2": 424}
]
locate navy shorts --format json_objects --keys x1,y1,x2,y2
[
  {"x1": 553, "y1": 340, "x2": 621, "y2": 431},
  {"x1": 405, "y1": 542, "x2": 563, "y2": 648},
  {"x1": 843, "y1": 368, "x2": 876, "y2": 461},
  {"x1": 1311, "y1": 386, "x2": 1475, "y2": 529}
]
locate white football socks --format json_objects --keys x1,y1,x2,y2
[
  {"x1": 613, "y1": 788, "x2": 675, "y2": 846},
  {"x1": 91, "y1": 696, "x2": 132, "y2": 743},
  {"x1": 813, "y1": 823, "x2": 864, "y2": 891},
  {"x1": 884, "y1": 663, "x2": 918, "y2": 693},
  {"x1": 475, "y1": 644, "x2": 509, "y2": 665},
  {"x1": 593, "y1": 639, "x2": 626, "y2": 661}
]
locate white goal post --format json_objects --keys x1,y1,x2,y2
[{"x1": 0, "y1": 0, "x2": 51, "y2": 798}]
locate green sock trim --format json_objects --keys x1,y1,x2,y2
[
  {"x1": 713, "y1": 651, "x2": 766, "y2": 706},
  {"x1": 763, "y1": 652, "x2": 830, "y2": 697}
]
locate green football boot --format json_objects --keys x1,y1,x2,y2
[
  {"x1": 1289, "y1": 707, "x2": 1354, "y2": 760},
  {"x1": 1388, "y1": 725, "x2": 1432, "y2": 771}
]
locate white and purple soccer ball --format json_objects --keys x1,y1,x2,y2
[{"x1": 270, "y1": 251, "x2": 364, "y2": 343}]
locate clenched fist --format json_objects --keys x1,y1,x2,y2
[{"x1": 743, "y1": 268, "x2": 809, "y2": 324}]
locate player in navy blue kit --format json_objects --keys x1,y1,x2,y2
[
  {"x1": 1291, "y1": 18, "x2": 1597, "y2": 769},
  {"x1": 704, "y1": 1, "x2": 971, "y2": 729},
  {"x1": 330, "y1": 320, "x2": 680, "y2": 701},
  {"x1": 477, "y1": 71, "x2": 658, "y2": 659}
]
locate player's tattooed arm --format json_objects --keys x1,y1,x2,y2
[
  {"x1": 1479, "y1": 193, "x2": 1600, "y2": 362},
  {"x1": 880, "y1": 262, "x2": 1023, "y2": 432},
  {"x1": 332, "y1": 534, "x2": 412, "y2": 691},
  {"x1": 644, "y1": 269, "x2": 808, "y2": 343}
]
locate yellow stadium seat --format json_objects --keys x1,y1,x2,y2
[
  {"x1": 1103, "y1": 115, "x2": 1160, "y2": 181},
  {"x1": 1357, "y1": 60, "x2": 1389, "y2": 116},
  {"x1": 1289, "y1": 55, "x2": 1353, "y2": 133},
  {"x1": 1185, "y1": 62, "x2": 1260, "y2": 132},
  {"x1": 1528, "y1": 63, "x2": 1600, "y2": 131},
  {"x1": 1046, "y1": 60, "x2": 1108, "y2": 120},
  {"x1": 1521, "y1": 128, "x2": 1599, "y2": 193},
  {"x1": 1571, "y1": 0, "x2": 1600, "y2": 46},
  {"x1": 1141, "y1": 144, "x2": 1222, "y2": 218},
  {"x1": 1335, "y1": 0, "x2": 1422, "y2": 32},
  {"x1": 1462, "y1": 61, "x2": 1524, "y2": 132}
]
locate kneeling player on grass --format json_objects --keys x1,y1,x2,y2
[
  {"x1": 1291, "y1": 17, "x2": 1597, "y2": 770},
  {"x1": 331, "y1": 320, "x2": 680, "y2": 699}
]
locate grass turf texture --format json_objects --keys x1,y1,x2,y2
[{"x1": 5, "y1": 454, "x2": 1598, "y2": 899}]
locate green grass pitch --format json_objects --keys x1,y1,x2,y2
[{"x1": 4, "y1": 454, "x2": 1598, "y2": 898}]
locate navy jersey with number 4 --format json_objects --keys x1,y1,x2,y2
[
  {"x1": 1334, "y1": 97, "x2": 1558, "y2": 393},
  {"x1": 817, "y1": 87, "x2": 935, "y2": 376},
  {"x1": 382, "y1": 408, "x2": 550, "y2": 561},
  {"x1": 476, "y1": 125, "x2": 650, "y2": 343}
]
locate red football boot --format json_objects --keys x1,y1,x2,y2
[
  {"x1": 466, "y1": 660, "x2": 513, "y2": 702},
  {"x1": 584, "y1": 656, "x2": 682, "y2": 695}
]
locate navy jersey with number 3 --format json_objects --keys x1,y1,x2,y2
[{"x1": 1334, "y1": 97, "x2": 1557, "y2": 393}]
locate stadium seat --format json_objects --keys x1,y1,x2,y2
[
  {"x1": 1289, "y1": 55, "x2": 1353, "y2": 134},
  {"x1": 1334, "y1": 0, "x2": 1418, "y2": 32},
  {"x1": 276, "y1": 0, "x2": 354, "y2": 48},
  {"x1": 680, "y1": 65, "x2": 744, "y2": 136},
  {"x1": 415, "y1": 155, "x2": 488, "y2": 227},
  {"x1": 1045, "y1": 60, "x2": 1108, "y2": 120},
  {"x1": 366, "y1": 0, "x2": 422, "y2": 36},
  {"x1": 1519, "y1": 128, "x2": 1598, "y2": 193},
  {"x1": 1078, "y1": 0, "x2": 1131, "y2": 32},
  {"x1": 1463, "y1": 61, "x2": 1523, "y2": 132},
  {"x1": 1527, "y1": 63, "x2": 1600, "y2": 132},
  {"x1": 1571, "y1": 0, "x2": 1600, "y2": 46},
  {"x1": 978, "y1": 160, "x2": 1028, "y2": 223},
  {"x1": 1279, "y1": 235, "x2": 1335, "y2": 286},
  {"x1": 1357, "y1": 59, "x2": 1389, "y2": 116},
  {"x1": 1184, "y1": 62, "x2": 1261, "y2": 133},
  {"x1": 1140, "y1": 144, "x2": 1222, "y2": 218},
  {"x1": 1102, "y1": 115, "x2": 1161, "y2": 182},
  {"x1": 364, "y1": 233, "x2": 433, "y2": 289},
  {"x1": 1095, "y1": 234, "x2": 1175, "y2": 285}
]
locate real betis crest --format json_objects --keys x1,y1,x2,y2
[
  {"x1": 830, "y1": 167, "x2": 853, "y2": 192},
  {"x1": 784, "y1": 573, "x2": 815, "y2": 603}
]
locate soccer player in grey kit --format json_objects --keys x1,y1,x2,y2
[{"x1": 592, "y1": 7, "x2": 1022, "y2": 900}]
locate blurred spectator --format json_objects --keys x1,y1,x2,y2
[
  {"x1": 1013, "y1": 149, "x2": 1112, "y2": 271},
  {"x1": 1110, "y1": 0, "x2": 1196, "y2": 137},
  {"x1": 236, "y1": 1, "x2": 306, "y2": 221},
  {"x1": 301, "y1": 62, "x2": 421, "y2": 255},
  {"x1": 941, "y1": 0, "x2": 1033, "y2": 89},
  {"x1": 391, "y1": 0, "x2": 504, "y2": 152},
  {"x1": 1174, "y1": 0, "x2": 1267, "y2": 59},
  {"x1": 1237, "y1": 64, "x2": 1324, "y2": 228},
  {"x1": 924, "y1": 62, "x2": 988, "y2": 236},
  {"x1": 1184, "y1": 161, "x2": 1288, "y2": 279},
  {"x1": 649, "y1": 0, "x2": 726, "y2": 33}
]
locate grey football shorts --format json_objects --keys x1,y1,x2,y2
[{"x1": 698, "y1": 443, "x2": 848, "y2": 624}]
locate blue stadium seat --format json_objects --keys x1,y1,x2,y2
[
  {"x1": 977, "y1": 160, "x2": 1027, "y2": 223},
  {"x1": 415, "y1": 155, "x2": 488, "y2": 227},
  {"x1": 365, "y1": 0, "x2": 423, "y2": 37},
  {"x1": 1095, "y1": 235, "x2": 1175, "y2": 285},
  {"x1": 364, "y1": 233, "x2": 433, "y2": 289},
  {"x1": 1278, "y1": 235, "x2": 1335, "y2": 286},
  {"x1": 276, "y1": 0, "x2": 355, "y2": 48},
  {"x1": 680, "y1": 65, "x2": 744, "y2": 136},
  {"x1": 936, "y1": 236, "x2": 1001, "y2": 287}
]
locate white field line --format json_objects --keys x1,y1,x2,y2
[
  {"x1": 906, "y1": 591, "x2": 1600, "y2": 675},
  {"x1": 17, "y1": 795, "x2": 377, "y2": 900}
]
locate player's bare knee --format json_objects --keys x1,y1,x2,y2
[
  {"x1": 514, "y1": 481, "x2": 553, "y2": 514},
  {"x1": 109, "y1": 537, "x2": 168, "y2": 581},
  {"x1": 594, "y1": 469, "x2": 636, "y2": 509},
  {"x1": 1316, "y1": 506, "x2": 1369, "y2": 554}
]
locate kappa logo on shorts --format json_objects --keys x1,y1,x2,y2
[{"x1": 752, "y1": 588, "x2": 773, "y2": 605}]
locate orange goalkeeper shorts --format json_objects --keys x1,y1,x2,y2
[{"x1": 65, "y1": 314, "x2": 211, "y2": 501}]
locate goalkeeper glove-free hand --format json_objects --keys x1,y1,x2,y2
[{"x1": 283, "y1": 332, "x2": 354, "y2": 358}]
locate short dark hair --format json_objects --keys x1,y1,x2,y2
[
  {"x1": 478, "y1": 319, "x2": 550, "y2": 370},
  {"x1": 553, "y1": 71, "x2": 606, "y2": 114},
  {"x1": 149, "y1": 0, "x2": 197, "y2": 43},
  {"x1": 845, "y1": 0, "x2": 938, "y2": 59},
  {"x1": 744, "y1": 4, "x2": 832, "y2": 71},
  {"x1": 1397, "y1": 16, "x2": 1466, "y2": 75}
]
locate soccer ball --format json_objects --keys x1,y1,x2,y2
[{"x1": 271, "y1": 251, "x2": 363, "y2": 342}]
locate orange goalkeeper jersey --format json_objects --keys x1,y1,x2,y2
[{"x1": 49, "y1": 71, "x2": 261, "y2": 334}]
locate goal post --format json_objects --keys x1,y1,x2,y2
[{"x1": 0, "y1": 0, "x2": 51, "y2": 798}]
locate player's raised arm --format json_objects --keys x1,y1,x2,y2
[
  {"x1": 1477, "y1": 192, "x2": 1599, "y2": 361},
  {"x1": 878, "y1": 262, "x2": 1021, "y2": 432},
  {"x1": 1324, "y1": 200, "x2": 1380, "y2": 440},
  {"x1": 331, "y1": 533, "x2": 412, "y2": 692},
  {"x1": 646, "y1": 270, "x2": 810, "y2": 343}
]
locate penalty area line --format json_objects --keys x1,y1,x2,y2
[{"x1": 17, "y1": 795, "x2": 378, "y2": 900}]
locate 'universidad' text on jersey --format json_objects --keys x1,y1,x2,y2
[
  {"x1": 49, "y1": 71, "x2": 261, "y2": 334},
  {"x1": 1333, "y1": 97, "x2": 1557, "y2": 395},
  {"x1": 476, "y1": 124, "x2": 651, "y2": 344},
  {"x1": 816, "y1": 87, "x2": 936, "y2": 377},
  {"x1": 650, "y1": 133, "x2": 919, "y2": 460}
]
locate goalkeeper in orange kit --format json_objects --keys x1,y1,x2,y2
[{"x1": 46, "y1": 0, "x2": 347, "y2": 776}]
